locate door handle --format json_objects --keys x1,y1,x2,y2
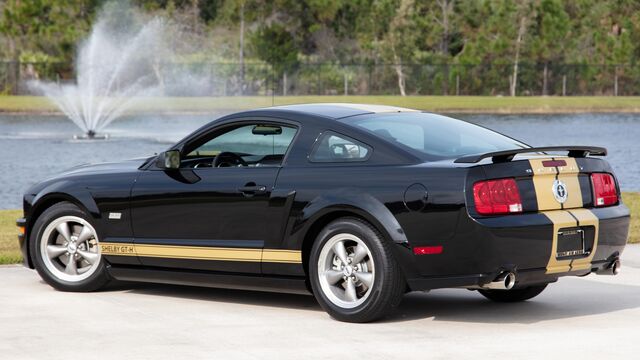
[{"x1": 238, "y1": 184, "x2": 268, "y2": 195}]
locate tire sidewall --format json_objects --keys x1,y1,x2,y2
[
  {"x1": 309, "y1": 218, "x2": 397, "y2": 320},
  {"x1": 30, "y1": 202, "x2": 109, "y2": 292}
]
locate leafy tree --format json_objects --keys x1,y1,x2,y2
[{"x1": 250, "y1": 23, "x2": 299, "y2": 76}]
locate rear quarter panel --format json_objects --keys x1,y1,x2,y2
[{"x1": 275, "y1": 164, "x2": 467, "y2": 279}]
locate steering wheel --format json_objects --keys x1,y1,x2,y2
[{"x1": 213, "y1": 152, "x2": 248, "y2": 168}]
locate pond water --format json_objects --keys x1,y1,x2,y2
[{"x1": 0, "y1": 112, "x2": 638, "y2": 209}]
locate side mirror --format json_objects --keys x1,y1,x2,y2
[{"x1": 155, "y1": 150, "x2": 181, "y2": 170}]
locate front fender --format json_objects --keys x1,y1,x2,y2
[
  {"x1": 30, "y1": 181, "x2": 100, "y2": 220},
  {"x1": 21, "y1": 182, "x2": 100, "y2": 269}
]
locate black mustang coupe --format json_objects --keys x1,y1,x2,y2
[{"x1": 17, "y1": 103, "x2": 630, "y2": 322}]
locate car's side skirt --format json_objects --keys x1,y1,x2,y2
[{"x1": 107, "y1": 266, "x2": 311, "y2": 295}]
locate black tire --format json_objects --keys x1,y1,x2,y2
[
  {"x1": 309, "y1": 217, "x2": 405, "y2": 323},
  {"x1": 479, "y1": 284, "x2": 548, "y2": 303},
  {"x1": 30, "y1": 202, "x2": 110, "y2": 292}
]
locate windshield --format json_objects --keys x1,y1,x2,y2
[{"x1": 342, "y1": 112, "x2": 527, "y2": 160}]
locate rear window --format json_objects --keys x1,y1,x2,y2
[{"x1": 342, "y1": 113, "x2": 527, "y2": 160}]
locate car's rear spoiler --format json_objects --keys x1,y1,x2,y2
[{"x1": 454, "y1": 146, "x2": 607, "y2": 164}]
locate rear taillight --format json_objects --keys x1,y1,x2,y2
[
  {"x1": 591, "y1": 173, "x2": 618, "y2": 207},
  {"x1": 473, "y1": 178, "x2": 523, "y2": 215}
]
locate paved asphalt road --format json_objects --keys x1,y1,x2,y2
[{"x1": 2, "y1": 245, "x2": 639, "y2": 360}]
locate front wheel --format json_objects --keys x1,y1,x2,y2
[
  {"x1": 30, "y1": 202, "x2": 110, "y2": 292},
  {"x1": 479, "y1": 284, "x2": 548, "y2": 303},
  {"x1": 309, "y1": 218, "x2": 405, "y2": 323}
]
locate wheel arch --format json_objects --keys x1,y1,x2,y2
[
  {"x1": 298, "y1": 193, "x2": 409, "y2": 282},
  {"x1": 25, "y1": 192, "x2": 99, "y2": 268}
]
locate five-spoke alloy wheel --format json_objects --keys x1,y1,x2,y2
[
  {"x1": 310, "y1": 217, "x2": 405, "y2": 323},
  {"x1": 317, "y1": 233, "x2": 375, "y2": 309},
  {"x1": 30, "y1": 202, "x2": 110, "y2": 292},
  {"x1": 40, "y1": 215, "x2": 101, "y2": 282}
]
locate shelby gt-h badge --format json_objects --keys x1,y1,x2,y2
[{"x1": 17, "y1": 104, "x2": 629, "y2": 322}]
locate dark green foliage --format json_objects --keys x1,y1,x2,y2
[
  {"x1": 1, "y1": 0, "x2": 640, "y2": 95},
  {"x1": 251, "y1": 23, "x2": 299, "y2": 75}
]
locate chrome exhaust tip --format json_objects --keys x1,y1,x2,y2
[
  {"x1": 612, "y1": 259, "x2": 621, "y2": 275},
  {"x1": 484, "y1": 272, "x2": 516, "y2": 290},
  {"x1": 597, "y1": 259, "x2": 621, "y2": 276}
]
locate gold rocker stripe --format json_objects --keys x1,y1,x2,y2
[{"x1": 99, "y1": 242, "x2": 302, "y2": 264}]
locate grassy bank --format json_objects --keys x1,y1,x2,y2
[
  {"x1": 623, "y1": 192, "x2": 639, "y2": 245},
  {"x1": 2, "y1": 95, "x2": 640, "y2": 114},
  {"x1": 0, "y1": 193, "x2": 638, "y2": 265},
  {"x1": 0, "y1": 209, "x2": 22, "y2": 264}
]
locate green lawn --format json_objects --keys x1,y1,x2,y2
[
  {"x1": 623, "y1": 192, "x2": 639, "y2": 245},
  {"x1": 2, "y1": 95, "x2": 640, "y2": 114},
  {"x1": 0, "y1": 209, "x2": 23, "y2": 265},
  {"x1": 0, "y1": 194, "x2": 637, "y2": 265}
]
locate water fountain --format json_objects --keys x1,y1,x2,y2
[{"x1": 30, "y1": 8, "x2": 173, "y2": 139}]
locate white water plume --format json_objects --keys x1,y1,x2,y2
[{"x1": 29, "y1": 6, "x2": 199, "y2": 137}]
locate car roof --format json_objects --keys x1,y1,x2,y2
[{"x1": 260, "y1": 103, "x2": 420, "y2": 119}]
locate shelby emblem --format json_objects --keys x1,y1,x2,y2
[{"x1": 552, "y1": 180, "x2": 568, "y2": 204}]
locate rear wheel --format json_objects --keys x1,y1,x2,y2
[
  {"x1": 309, "y1": 218, "x2": 405, "y2": 323},
  {"x1": 30, "y1": 202, "x2": 110, "y2": 292},
  {"x1": 479, "y1": 284, "x2": 548, "y2": 303}
]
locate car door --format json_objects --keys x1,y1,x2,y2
[{"x1": 130, "y1": 120, "x2": 299, "y2": 274}]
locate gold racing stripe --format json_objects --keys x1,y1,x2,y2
[
  {"x1": 542, "y1": 209, "x2": 600, "y2": 274},
  {"x1": 530, "y1": 157, "x2": 596, "y2": 273},
  {"x1": 100, "y1": 242, "x2": 302, "y2": 264},
  {"x1": 529, "y1": 157, "x2": 584, "y2": 211},
  {"x1": 566, "y1": 209, "x2": 599, "y2": 271},
  {"x1": 529, "y1": 158, "x2": 560, "y2": 211},
  {"x1": 543, "y1": 210, "x2": 577, "y2": 274},
  {"x1": 556, "y1": 158, "x2": 583, "y2": 208}
]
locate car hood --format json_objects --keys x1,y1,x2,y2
[
  {"x1": 24, "y1": 157, "x2": 153, "y2": 197},
  {"x1": 54, "y1": 157, "x2": 151, "y2": 177}
]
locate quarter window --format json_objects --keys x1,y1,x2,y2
[{"x1": 309, "y1": 132, "x2": 371, "y2": 162}]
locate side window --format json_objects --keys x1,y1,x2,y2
[
  {"x1": 309, "y1": 132, "x2": 371, "y2": 162},
  {"x1": 184, "y1": 123, "x2": 297, "y2": 167}
]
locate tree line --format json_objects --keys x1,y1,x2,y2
[{"x1": 1, "y1": 0, "x2": 639, "y2": 96}]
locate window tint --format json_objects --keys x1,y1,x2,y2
[
  {"x1": 309, "y1": 132, "x2": 371, "y2": 162},
  {"x1": 188, "y1": 124, "x2": 297, "y2": 158},
  {"x1": 344, "y1": 113, "x2": 526, "y2": 160}
]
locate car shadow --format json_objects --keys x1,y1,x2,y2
[
  {"x1": 385, "y1": 278, "x2": 640, "y2": 324},
  {"x1": 98, "y1": 276, "x2": 640, "y2": 325},
  {"x1": 107, "y1": 281, "x2": 322, "y2": 312}
]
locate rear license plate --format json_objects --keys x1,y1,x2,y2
[{"x1": 557, "y1": 228, "x2": 587, "y2": 258}]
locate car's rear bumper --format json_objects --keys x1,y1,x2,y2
[{"x1": 402, "y1": 204, "x2": 630, "y2": 291}]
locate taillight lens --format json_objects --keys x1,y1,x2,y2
[
  {"x1": 591, "y1": 173, "x2": 618, "y2": 207},
  {"x1": 473, "y1": 178, "x2": 523, "y2": 215}
]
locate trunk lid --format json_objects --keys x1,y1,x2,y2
[{"x1": 468, "y1": 155, "x2": 604, "y2": 214}]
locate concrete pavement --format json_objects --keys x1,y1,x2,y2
[{"x1": 1, "y1": 245, "x2": 640, "y2": 360}]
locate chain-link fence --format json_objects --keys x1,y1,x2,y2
[{"x1": 2, "y1": 61, "x2": 639, "y2": 96}]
